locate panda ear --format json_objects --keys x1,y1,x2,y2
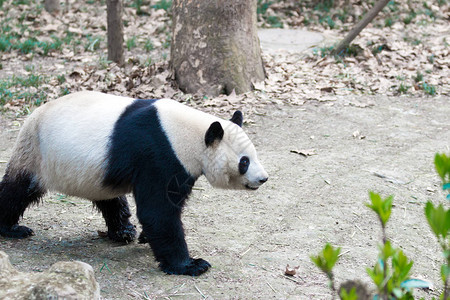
[
  {"x1": 205, "y1": 121, "x2": 224, "y2": 147},
  {"x1": 230, "y1": 111, "x2": 243, "y2": 127}
]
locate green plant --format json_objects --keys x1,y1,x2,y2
[
  {"x1": 84, "y1": 35, "x2": 101, "y2": 52},
  {"x1": 385, "y1": 17, "x2": 394, "y2": 27},
  {"x1": 152, "y1": 0, "x2": 171, "y2": 11},
  {"x1": 132, "y1": 0, "x2": 146, "y2": 15},
  {"x1": 257, "y1": 0, "x2": 273, "y2": 15},
  {"x1": 425, "y1": 153, "x2": 450, "y2": 300},
  {"x1": 126, "y1": 36, "x2": 137, "y2": 51},
  {"x1": 312, "y1": 190, "x2": 433, "y2": 299},
  {"x1": 98, "y1": 55, "x2": 112, "y2": 70},
  {"x1": 397, "y1": 83, "x2": 410, "y2": 94},
  {"x1": 311, "y1": 243, "x2": 341, "y2": 297},
  {"x1": 144, "y1": 39, "x2": 154, "y2": 52},
  {"x1": 16, "y1": 38, "x2": 37, "y2": 54},
  {"x1": 162, "y1": 36, "x2": 171, "y2": 49},
  {"x1": 267, "y1": 15, "x2": 283, "y2": 28},
  {"x1": 414, "y1": 71, "x2": 423, "y2": 82},
  {"x1": 24, "y1": 64, "x2": 34, "y2": 72},
  {"x1": 60, "y1": 87, "x2": 70, "y2": 96},
  {"x1": 0, "y1": 36, "x2": 11, "y2": 51},
  {"x1": 314, "y1": 0, "x2": 334, "y2": 12},
  {"x1": 39, "y1": 35, "x2": 63, "y2": 55},
  {"x1": 57, "y1": 74, "x2": 66, "y2": 84},
  {"x1": 403, "y1": 11, "x2": 416, "y2": 24},
  {"x1": 422, "y1": 82, "x2": 436, "y2": 95},
  {"x1": 144, "y1": 57, "x2": 153, "y2": 67}
]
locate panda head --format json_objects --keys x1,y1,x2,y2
[{"x1": 202, "y1": 111, "x2": 268, "y2": 190}]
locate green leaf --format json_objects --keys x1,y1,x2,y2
[
  {"x1": 443, "y1": 183, "x2": 450, "y2": 191},
  {"x1": 435, "y1": 153, "x2": 450, "y2": 183},
  {"x1": 441, "y1": 264, "x2": 450, "y2": 282},
  {"x1": 392, "y1": 250, "x2": 413, "y2": 284},
  {"x1": 310, "y1": 243, "x2": 341, "y2": 277},
  {"x1": 424, "y1": 201, "x2": 450, "y2": 239},
  {"x1": 340, "y1": 287, "x2": 358, "y2": 300},
  {"x1": 366, "y1": 192, "x2": 393, "y2": 227},
  {"x1": 401, "y1": 278, "x2": 433, "y2": 290},
  {"x1": 379, "y1": 241, "x2": 397, "y2": 260},
  {"x1": 367, "y1": 263, "x2": 384, "y2": 289}
]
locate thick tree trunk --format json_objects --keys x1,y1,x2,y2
[
  {"x1": 171, "y1": 0, "x2": 266, "y2": 96},
  {"x1": 106, "y1": 0, "x2": 124, "y2": 66},
  {"x1": 44, "y1": 0, "x2": 60, "y2": 14}
]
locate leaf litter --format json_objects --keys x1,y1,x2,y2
[{"x1": 0, "y1": 0, "x2": 448, "y2": 120}]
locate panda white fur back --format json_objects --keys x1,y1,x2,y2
[
  {"x1": 0, "y1": 91, "x2": 268, "y2": 276},
  {"x1": 32, "y1": 92, "x2": 135, "y2": 199}
]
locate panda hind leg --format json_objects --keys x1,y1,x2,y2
[
  {"x1": 93, "y1": 196, "x2": 137, "y2": 243},
  {"x1": 0, "y1": 171, "x2": 44, "y2": 238}
]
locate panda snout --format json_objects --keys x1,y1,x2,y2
[{"x1": 259, "y1": 177, "x2": 268, "y2": 184}]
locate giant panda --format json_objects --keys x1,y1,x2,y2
[{"x1": 0, "y1": 91, "x2": 268, "y2": 276}]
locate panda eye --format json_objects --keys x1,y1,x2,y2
[{"x1": 239, "y1": 156, "x2": 250, "y2": 175}]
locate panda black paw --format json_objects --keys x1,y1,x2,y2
[
  {"x1": 137, "y1": 231, "x2": 148, "y2": 244},
  {"x1": 0, "y1": 224, "x2": 35, "y2": 238},
  {"x1": 108, "y1": 224, "x2": 136, "y2": 243},
  {"x1": 160, "y1": 258, "x2": 211, "y2": 276}
]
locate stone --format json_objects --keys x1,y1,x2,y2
[{"x1": 0, "y1": 251, "x2": 100, "y2": 300}]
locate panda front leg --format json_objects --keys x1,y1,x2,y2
[
  {"x1": 93, "y1": 196, "x2": 137, "y2": 243},
  {"x1": 0, "y1": 171, "x2": 44, "y2": 238},
  {"x1": 134, "y1": 190, "x2": 211, "y2": 276}
]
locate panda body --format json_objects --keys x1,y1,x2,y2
[{"x1": 0, "y1": 91, "x2": 268, "y2": 276}]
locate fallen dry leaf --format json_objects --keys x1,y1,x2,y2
[
  {"x1": 284, "y1": 264, "x2": 299, "y2": 276},
  {"x1": 290, "y1": 149, "x2": 317, "y2": 157}
]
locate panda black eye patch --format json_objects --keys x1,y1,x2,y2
[{"x1": 239, "y1": 156, "x2": 250, "y2": 174}]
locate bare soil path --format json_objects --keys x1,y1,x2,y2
[{"x1": 1, "y1": 94, "x2": 449, "y2": 299}]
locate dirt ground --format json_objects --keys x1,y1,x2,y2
[{"x1": 0, "y1": 94, "x2": 449, "y2": 299}]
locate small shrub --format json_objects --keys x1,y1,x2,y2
[
  {"x1": 57, "y1": 75, "x2": 66, "y2": 84},
  {"x1": 257, "y1": 0, "x2": 273, "y2": 15},
  {"x1": 267, "y1": 15, "x2": 283, "y2": 28},
  {"x1": 144, "y1": 39, "x2": 154, "y2": 52},
  {"x1": 0, "y1": 36, "x2": 11, "y2": 52},
  {"x1": 84, "y1": 35, "x2": 102, "y2": 52},
  {"x1": 384, "y1": 18, "x2": 394, "y2": 27},
  {"x1": 414, "y1": 71, "x2": 423, "y2": 82},
  {"x1": 422, "y1": 82, "x2": 436, "y2": 95},
  {"x1": 16, "y1": 38, "x2": 37, "y2": 54},
  {"x1": 126, "y1": 36, "x2": 137, "y2": 51},
  {"x1": 397, "y1": 82, "x2": 410, "y2": 94},
  {"x1": 314, "y1": 0, "x2": 334, "y2": 12},
  {"x1": 312, "y1": 155, "x2": 449, "y2": 299},
  {"x1": 152, "y1": 0, "x2": 171, "y2": 11}
]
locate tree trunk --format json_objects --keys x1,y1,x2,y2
[
  {"x1": 106, "y1": 0, "x2": 124, "y2": 66},
  {"x1": 171, "y1": 0, "x2": 266, "y2": 96},
  {"x1": 44, "y1": 0, "x2": 60, "y2": 14},
  {"x1": 332, "y1": 0, "x2": 390, "y2": 56}
]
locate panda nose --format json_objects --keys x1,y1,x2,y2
[{"x1": 259, "y1": 177, "x2": 268, "y2": 184}]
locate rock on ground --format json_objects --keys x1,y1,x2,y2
[{"x1": 0, "y1": 251, "x2": 100, "y2": 300}]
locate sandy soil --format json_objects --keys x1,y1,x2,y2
[{"x1": 0, "y1": 95, "x2": 449, "y2": 299}]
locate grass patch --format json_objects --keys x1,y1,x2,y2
[
  {"x1": 152, "y1": 0, "x2": 171, "y2": 11},
  {"x1": 0, "y1": 73, "x2": 48, "y2": 107},
  {"x1": 84, "y1": 34, "x2": 102, "y2": 52},
  {"x1": 397, "y1": 82, "x2": 410, "y2": 94},
  {"x1": 421, "y1": 82, "x2": 436, "y2": 95},
  {"x1": 144, "y1": 39, "x2": 154, "y2": 52},
  {"x1": 126, "y1": 36, "x2": 137, "y2": 51}
]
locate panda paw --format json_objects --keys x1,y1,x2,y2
[
  {"x1": 0, "y1": 224, "x2": 34, "y2": 238},
  {"x1": 108, "y1": 224, "x2": 137, "y2": 243},
  {"x1": 161, "y1": 258, "x2": 211, "y2": 276},
  {"x1": 137, "y1": 231, "x2": 148, "y2": 244}
]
